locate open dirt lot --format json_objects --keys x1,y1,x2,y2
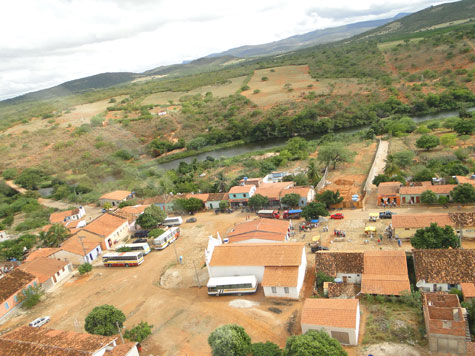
[{"x1": 141, "y1": 76, "x2": 247, "y2": 105}]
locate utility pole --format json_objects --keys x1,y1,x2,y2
[
  {"x1": 78, "y1": 235, "x2": 88, "y2": 263},
  {"x1": 173, "y1": 242, "x2": 179, "y2": 264},
  {"x1": 193, "y1": 260, "x2": 201, "y2": 288},
  {"x1": 116, "y1": 321, "x2": 124, "y2": 344}
]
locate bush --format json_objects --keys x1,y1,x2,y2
[
  {"x1": 2, "y1": 168, "x2": 18, "y2": 180},
  {"x1": 316, "y1": 271, "x2": 333, "y2": 288},
  {"x1": 85, "y1": 305, "x2": 126, "y2": 336},
  {"x1": 416, "y1": 135, "x2": 439, "y2": 150},
  {"x1": 78, "y1": 263, "x2": 93, "y2": 275},
  {"x1": 114, "y1": 149, "x2": 134, "y2": 160},
  {"x1": 124, "y1": 322, "x2": 153, "y2": 342},
  {"x1": 208, "y1": 324, "x2": 251, "y2": 356},
  {"x1": 449, "y1": 288, "x2": 463, "y2": 301},
  {"x1": 251, "y1": 342, "x2": 282, "y2": 356},
  {"x1": 421, "y1": 190, "x2": 437, "y2": 204},
  {"x1": 149, "y1": 228, "x2": 165, "y2": 238},
  {"x1": 18, "y1": 285, "x2": 44, "y2": 309}
]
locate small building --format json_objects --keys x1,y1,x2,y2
[
  {"x1": 0, "y1": 269, "x2": 39, "y2": 320},
  {"x1": 25, "y1": 248, "x2": 61, "y2": 262},
  {"x1": 461, "y1": 282, "x2": 475, "y2": 302},
  {"x1": 392, "y1": 213, "x2": 456, "y2": 240},
  {"x1": 206, "y1": 240, "x2": 306, "y2": 299},
  {"x1": 49, "y1": 206, "x2": 86, "y2": 224},
  {"x1": 205, "y1": 193, "x2": 229, "y2": 210},
  {"x1": 301, "y1": 298, "x2": 360, "y2": 345},
  {"x1": 239, "y1": 177, "x2": 263, "y2": 187},
  {"x1": 315, "y1": 252, "x2": 364, "y2": 284},
  {"x1": 228, "y1": 185, "x2": 256, "y2": 208},
  {"x1": 227, "y1": 218, "x2": 291, "y2": 243},
  {"x1": 265, "y1": 171, "x2": 290, "y2": 183},
  {"x1": 99, "y1": 190, "x2": 135, "y2": 207},
  {"x1": 449, "y1": 212, "x2": 475, "y2": 240},
  {"x1": 413, "y1": 249, "x2": 475, "y2": 292},
  {"x1": 377, "y1": 182, "x2": 401, "y2": 207},
  {"x1": 0, "y1": 326, "x2": 139, "y2": 356},
  {"x1": 18, "y1": 257, "x2": 72, "y2": 292},
  {"x1": 281, "y1": 186, "x2": 315, "y2": 207},
  {"x1": 83, "y1": 213, "x2": 129, "y2": 250},
  {"x1": 143, "y1": 194, "x2": 176, "y2": 212},
  {"x1": 399, "y1": 184, "x2": 456, "y2": 205},
  {"x1": 423, "y1": 293, "x2": 467, "y2": 354},
  {"x1": 114, "y1": 205, "x2": 149, "y2": 231},
  {"x1": 255, "y1": 186, "x2": 284, "y2": 208},
  {"x1": 56, "y1": 235, "x2": 103, "y2": 265}
]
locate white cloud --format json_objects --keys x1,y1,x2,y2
[{"x1": 0, "y1": 0, "x2": 459, "y2": 100}]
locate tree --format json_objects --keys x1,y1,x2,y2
[
  {"x1": 420, "y1": 190, "x2": 437, "y2": 204},
  {"x1": 136, "y1": 213, "x2": 159, "y2": 230},
  {"x1": 411, "y1": 223, "x2": 459, "y2": 249},
  {"x1": 208, "y1": 324, "x2": 251, "y2": 356},
  {"x1": 372, "y1": 174, "x2": 391, "y2": 186},
  {"x1": 284, "y1": 329, "x2": 347, "y2": 356},
  {"x1": 461, "y1": 300, "x2": 475, "y2": 336},
  {"x1": 454, "y1": 119, "x2": 475, "y2": 135},
  {"x1": 184, "y1": 197, "x2": 205, "y2": 213},
  {"x1": 285, "y1": 137, "x2": 309, "y2": 160},
  {"x1": 248, "y1": 194, "x2": 269, "y2": 211},
  {"x1": 317, "y1": 143, "x2": 355, "y2": 170},
  {"x1": 124, "y1": 322, "x2": 153, "y2": 342},
  {"x1": 413, "y1": 168, "x2": 434, "y2": 182},
  {"x1": 85, "y1": 305, "x2": 126, "y2": 336},
  {"x1": 41, "y1": 224, "x2": 70, "y2": 247},
  {"x1": 17, "y1": 285, "x2": 44, "y2": 309},
  {"x1": 218, "y1": 200, "x2": 229, "y2": 211},
  {"x1": 149, "y1": 228, "x2": 165, "y2": 238},
  {"x1": 215, "y1": 172, "x2": 228, "y2": 193},
  {"x1": 301, "y1": 202, "x2": 328, "y2": 221},
  {"x1": 391, "y1": 151, "x2": 415, "y2": 167},
  {"x1": 440, "y1": 133, "x2": 457, "y2": 147},
  {"x1": 281, "y1": 194, "x2": 301, "y2": 208},
  {"x1": 450, "y1": 183, "x2": 475, "y2": 204},
  {"x1": 306, "y1": 159, "x2": 320, "y2": 186},
  {"x1": 251, "y1": 342, "x2": 282, "y2": 356},
  {"x1": 144, "y1": 205, "x2": 166, "y2": 224},
  {"x1": 78, "y1": 263, "x2": 92, "y2": 275},
  {"x1": 416, "y1": 135, "x2": 440, "y2": 150},
  {"x1": 316, "y1": 190, "x2": 343, "y2": 209}
]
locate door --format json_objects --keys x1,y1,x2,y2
[
  {"x1": 331, "y1": 331, "x2": 350, "y2": 344},
  {"x1": 52, "y1": 275, "x2": 57, "y2": 283},
  {"x1": 343, "y1": 276, "x2": 347, "y2": 283}
]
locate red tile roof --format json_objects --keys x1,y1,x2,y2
[
  {"x1": 100, "y1": 190, "x2": 132, "y2": 201},
  {"x1": 301, "y1": 298, "x2": 359, "y2": 329},
  {"x1": 83, "y1": 213, "x2": 128, "y2": 237},
  {"x1": 461, "y1": 283, "x2": 475, "y2": 298},
  {"x1": 284, "y1": 186, "x2": 312, "y2": 198},
  {"x1": 392, "y1": 213, "x2": 454, "y2": 229},
  {"x1": 227, "y1": 218, "x2": 290, "y2": 242},
  {"x1": 399, "y1": 184, "x2": 456, "y2": 195},
  {"x1": 262, "y1": 266, "x2": 299, "y2": 287},
  {"x1": 61, "y1": 235, "x2": 101, "y2": 256},
  {"x1": 18, "y1": 257, "x2": 69, "y2": 284},
  {"x1": 49, "y1": 209, "x2": 79, "y2": 223},
  {"x1": 0, "y1": 269, "x2": 37, "y2": 304},
  {"x1": 207, "y1": 193, "x2": 229, "y2": 202},
  {"x1": 255, "y1": 187, "x2": 284, "y2": 200},
  {"x1": 184, "y1": 193, "x2": 209, "y2": 202},
  {"x1": 229, "y1": 185, "x2": 255, "y2": 194},
  {"x1": 377, "y1": 182, "x2": 401, "y2": 196},
  {"x1": 25, "y1": 248, "x2": 61, "y2": 262}
]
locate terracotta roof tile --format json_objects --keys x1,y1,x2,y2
[
  {"x1": 209, "y1": 243, "x2": 304, "y2": 267},
  {"x1": 259, "y1": 182, "x2": 294, "y2": 189},
  {"x1": 227, "y1": 218, "x2": 290, "y2": 242},
  {"x1": 413, "y1": 249, "x2": 475, "y2": 284},
  {"x1": 461, "y1": 283, "x2": 475, "y2": 298},
  {"x1": 455, "y1": 176, "x2": 475, "y2": 185},
  {"x1": 262, "y1": 266, "x2": 299, "y2": 287},
  {"x1": 301, "y1": 298, "x2": 359, "y2": 329},
  {"x1": 141, "y1": 195, "x2": 175, "y2": 205},
  {"x1": 25, "y1": 248, "x2": 61, "y2": 262},
  {"x1": 377, "y1": 182, "x2": 401, "y2": 196},
  {"x1": 207, "y1": 193, "x2": 229, "y2": 202},
  {"x1": 117, "y1": 205, "x2": 149, "y2": 215},
  {"x1": 255, "y1": 187, "x2": 284, "y2": 200},
  {"x1": 392, "y1": 213, "x2": 454, "y2": 229},
  {"x1": 184, "y1": 193, "x2": 209, "y2": 202},
  {"x1": 104, "y1": 342, "x2": 138, "y2": 356},
  {"x1": 399, "y1": 184, "x2": 456, "y2": 195},
  {"x1": 49, "y1": 209, "x2": 79, "y2": 224},
  {"x1": 0, "y1": 326, "x2": 116, "y2": 355},
  {"x1": 83, "y1": 213, "x2": 128, "y2": 237},
  {"x1": 0, "y1": 269, "x2": 37, "y2": 304},
  {"x1": 315, "y1": 252, "x2": 364, "y2": 276},
  {"x1": 61, "y1": 235, "x2": 101, "y2": 256},
  {"x1": 100, "y1": 190, "x2": 132, "y2": 201},
  {"x1": 229, "y1": 185, "x2": 255, "y2": 194},
  {"x1": 18, "y1": 257, "x2": 69, "y2": 284},
  {"x1": 284, "y1": 186, "x2": 312, "y2": 198},
  {"x1": 449, "y1": 212, "x2": 475, "y2": 227}
]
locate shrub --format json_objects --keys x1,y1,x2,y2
[
  {"x1": 449, "y1": 288, "x2": 463, "y2": 301},
  {"x1": 208, "y1": 324, "x2": 251, "y2": 356},
  {"x1": 2, "y1": 168, "x2": 18, "y2": 180},
  {"x1": 149, "y1": 228, "x2": 165, "y2": 238},
  {"x1": 114, "y1": 150, "x2": 134, "y2": 160},
  {"x1": 85, "y1": 305, "x2": 126, "y2": 336},
  {"x1": 316, "y1": 271, "x2": 333, "y2": 288},
  {"x1": 78, "y1": 263, "x2": 92, "y2": 275},
  {"x1": 251, "y1": 342, "x2": 282, "y2": 356},
  {"x1": 18, "y1": 285, "x2": 44, "y2": 309},
  {"x1": 261, "y1": 76, "x2": 269, "y2": 81},
  {"x1": 124, "y1": 322, "x2": 153, "y2": 342}
]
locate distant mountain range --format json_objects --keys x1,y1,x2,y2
[{"x1": 207, "y1": 13, "x2": 410, "y2": 58}]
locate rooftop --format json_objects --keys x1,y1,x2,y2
[
  {"x1": 18, "y1": 257, "x2": 69, "y2": 284},
  {"x1": 301, "y1": 298, "x2": 359, "y2": 329},
  {"x1": 284, "y1": 186, "x2": 312, "y2": 197},
  {"x1": 184, "y1": 193, "x2": 209, "y2": 202},
  {"x1": 377, "y1": 182, "x2": 401, "y2": 196},
  {"x1": 461, "y1": 282, "x2": 475, "y2": 298},
  {"x1": 392, "y1": 213, "x2": 454, "y2": 229},
  {"x1": 0, "y1": 269, "x2": 36, "y2": 304},
  {"x1": 262, "y1": 266, "x2": 299, "y2": 287},
  {"x1": 207, "y1": 193, "x2": 229, "y2": 202},
  {"x1": 449, "y1": 212, "x2": 475, "y2": 227},
  {"x1": 116, "y1": 205, "x2": 149, "y2": 215},
  {"x1": 141, "y1": 194, "x2": 175, "y2": 205},
  {"x1": 399, "y1": 184, "x2": 456, "y2": 195},
  {"x1": 315, "y1": 252, "x2": 364, "y2": 276},
  {"x1": 61, "y1": 235, "x2": 101, "y2": 256},
  {"x1": 227, "y1": 218, "x2": 290, "y2": 242},
  {"x1": 229, "y1": 185, "x2": 255, "y2": 194},
  {"x1": 49, "y1": 209, "x2": 79, "y2": 224},
  {"x1": 99, "y1": 190, "x2": 132, "y2": 201},
  {"x1": 83, "y1": 214, "x2": 128, "y2": 237},
  {"x1": 413, "y1": 249, "x2": 475, "y2": 284},
  {"x1": 0, "y1": 326, "x2": 116, "y2": 356},
  {"x1": 25, "y1": 248, "x2": 61, "y2": 262},
  {"x1": 209, "y1": 242, "x2": 305, "y2": 267},
  {"x1": 423, "y1": 293, "x2": 466, "y2": 337},
  {"x1": 255, "y1": 186, "x2": 284, "y2": 200}
]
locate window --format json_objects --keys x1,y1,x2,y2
[
  {"x1": 233, "y1": 194, "x2": 237, "y2": 198},
  {"x1": 243, "y1": 194, "x2": 246, "y2": 197},
  {"x1": 271, "y1": 287, "x2": 277, "y2": 293},
  {"x1": 14, "y1": 295, "x2": 18, "y2": 302},
  {"x1": 284, "y1": 287, "x2": 289, "y2": 294},
  {"x1": 4, "y1": 302, "x2": 9, "y2": 310}
]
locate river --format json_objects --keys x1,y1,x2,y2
[{"x1": 157, "y1": 108, "x2": 474, "y2": 170}]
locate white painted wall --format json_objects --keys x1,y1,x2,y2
[
  {"x1": 416, "y1": 280, "x2": 458, "y2": 292},
  {"x1": 42, "y1": 263, "x2": 73, "y2": 291},
  {"x1": 263, "y1": 286, "x2": 299, "y2": 299},
  {"x1": 52, "y1": 245, "x2": 102, "y2": 265},
  {"x1": 209, "y1": 265, "x2": 266, "y2": 282},
  {"x1": 336, "y1": 273, "x2": 361, "y2": 284},
  {"x1": 232, "y1": 238, "x2": 284, "y2": 244},
  {"x1": 296, "y1": 248, "x2": 307, "y2": 294},
  {"x1": 104, "y1": 221, "x2": 130, "y2": 249}
]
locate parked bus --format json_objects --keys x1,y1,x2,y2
[
  {"x1": 153, "y1": 227, "x2": 180, "y2": 250},
  {"x1": 207, "y1": 275, "x2": 258, "y2": 296},
  {"x1": 282, "y1": 209, "x2": 302, "y2": 219},
  {"x1": 257, "y1": 210, "x2": 280, "y2": 219},
  {"x1": 102, "y1": 251, "x2": 144, "y2": 267},
  {"x1": 163, "y1": 216, "x2": 183, "y2": 227},
  {"x1": 116, "y1": 242, "x2": 151, "y2": 255}
]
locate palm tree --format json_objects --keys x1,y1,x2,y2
[
  {"x1": 384, "y1": 155, "x2": 400, "y2": 177},
  {"x1": 215, "y1": 171, "x2": 227, "y2": 193},
  {"x1": 307, "y1": 159, "x2": 321, "y2": 186},
  {"x1": 44, "y1": 224, "x2": 70, "y2": 247}
]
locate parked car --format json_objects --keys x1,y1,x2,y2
[
  {"x1": 310, "y1": 245, "x2": 329, "y2": 253},
  {"x1": 133, "y1": 230, "x2": 149, "y2": 238},
  {"x1": 379, "y1": 211, "x2": 393, "y2": 219},
  {"x1": 29, "y1": 316, "x2": 50, "y2": 328},
  {"x1": 133, "y1": 238, "x2": 148, "y2": 244},
  {"x1": 330, "y1": 213, "x2": 344, "y2": 219},
  {"x1": 186, "y1": 217, "x2": 197, "y2": 223}
]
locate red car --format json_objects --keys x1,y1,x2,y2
[{"x1": 330, "y1": 213, "x2": 344, "y2": 219}]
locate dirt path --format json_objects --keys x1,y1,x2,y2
[
  {"x1": 364, "y1": 140, "x2": 389, "y2": 193},
  {"x1": 4, "y1": 180, "x2": 27, "y2": 194}
]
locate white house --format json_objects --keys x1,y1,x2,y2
[
  {"x1": 99, "y1": 190, "x2": 135, "y2": 207},
  {"x1": 82, "y1": 213, "x2": 130, "y2": 250},
  {"x1": 413, "y1": 249, "x2": 475, "y2": 292},
  {"x1": 18, "y1": 257, "x2": 73, "y2": 292},
  {"x1": 205, "y1": 238, "x2": 306, "y2": 299},
  {"x1": 54, "y1": 236, "x2": 103, "y2": 265},
  {"x1": 205, "y1": 193, "x2": 229, "y2": 210},
  {"x1": 49, "y1": 206, "x2": 86, "y2": 224},
  {"x1": 281, "y1": 186, "x2": 315, "y2": 207},
  {"x1": 226, "y1": 218, "x2": 291, "y2": 244},
  {"x1": 301, "y1": 298, "x2": 360, "y2": 345}
]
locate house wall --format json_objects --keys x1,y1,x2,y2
[
  {"x1": 296, "y1": 248, "x2": 307, "y2": 294},
  {"x1": 205, "y1": 201, "x2": 221, "y2": 210},
  {"x1": 301, "y1": 324, "x2": 358, "y2": 345},
  {"x1": 53, "y1": 246, "x2": 102, "y2": 265},
  {"x1": 209, "y1": 265, "x2": 265, "y2": 282},
  {"x1": 0, "y1": 278, "x2": 39, "y2": 320},
  {"x1": 427, "y1": 333, "x2": 466, "y2": 354},
  {"x1": 103, "y1": 221, "x2": 130, "y2": 250},
  {"x1": 336, "y1": 273, "x2": 362, "y2": 284},
  {"x1": 124, "y1": 345, "x2": 140, "y2": 356},
  {"x1": 416, "y1": 280, "x2": 458, "y2": 293},
  {"x1": 461, "y1": 227, "x2": 475, "y2": 239},
  {"x1": 263, "y1": 286, "x2": 299, "y2": 299},
  {"x1": 41, "y1": 263, "x2": 73, "y2": 292},
  {"x1": 400, "y1": 193, "x2": 451, "y2": 205},
  {"x1": 231, "y1": 238, "x2": 285, "y2": 244}
]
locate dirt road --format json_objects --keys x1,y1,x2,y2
[{"x1": 364, "y1": 140, "x2": 389, "y2": 193}]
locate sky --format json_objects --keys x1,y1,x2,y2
[{"x1": 0, "y1": 0, "x2": 460, "y2": 100}]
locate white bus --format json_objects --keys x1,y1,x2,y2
[
  {"x1": 207, "y1": 275, "x2": 258, "y2": 296},
  {"x1": 153, "y1": 227, "x2": 180, "y2": 250},
  {"x1": 116, "y1": 242, "x2": 151, "y2": 255},
  {"x1": 163, "y1": 216, "x2": 183, "y2": 227},
  {"x1": 102, "y1": 251, "x2": 144, "y2": 267}
]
